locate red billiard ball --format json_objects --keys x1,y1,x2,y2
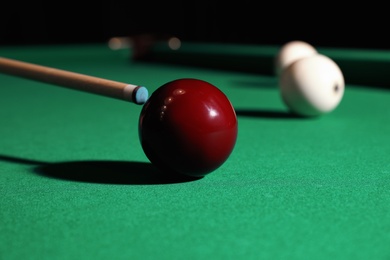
[{"x1": 138, "y1": 78, "x2": 238, "y2": 177}]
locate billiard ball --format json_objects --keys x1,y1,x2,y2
[
  {"x1": 138, "y1": 78, "x2": 238, "y2": 177},
  {"x1": 274, "y1": 41, "x2": 317, "y2": 76},
  {"x1": 279, "y1": 54, "x2": 345, "y2": 117}
]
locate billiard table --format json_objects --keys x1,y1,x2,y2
[{"x1": 1, "y1": 40, "x2": 389, "y2": 259}]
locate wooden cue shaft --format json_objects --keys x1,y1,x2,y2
[{"x1": 0, "y1": 57, "x2": 148, "y2": 104}]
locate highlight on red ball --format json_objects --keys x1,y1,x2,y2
[{"x1": 138, "y1": 78, "x2": 238, "y2": 177}]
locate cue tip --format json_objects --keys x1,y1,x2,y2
[{"x1": 133, "y1": 86, "x2": 149, "y2": 104}]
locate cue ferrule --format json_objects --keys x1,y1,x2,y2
[{"x1": 0, "y1": 57, "x2": 149, "y2": 105}]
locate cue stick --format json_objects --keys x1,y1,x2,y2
[{"x1": 0, "y1": 57, "x2": 148, "y2": 104}]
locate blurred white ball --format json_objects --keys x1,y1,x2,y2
[
  {"x1": 275, "y1": 41, "x2": 317, "y2": 76},
  {"x1": 279, "y1": 54, "x2": 345, "y2": 117}
]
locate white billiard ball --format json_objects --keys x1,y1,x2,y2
[
  {"x1": 275, "y1": 41, "x2": 318, "y2": 76},
  {"x1": 279, "y1": 54, "x2": 345, "y2": 117}
]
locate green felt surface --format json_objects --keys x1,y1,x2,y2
[{"x1": 1, "y1": 43, "x2": 390, "y2": 260}]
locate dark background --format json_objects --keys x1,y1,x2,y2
[{"x1": 1, "y1": 1, "x2": 388, "y2": 49}]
